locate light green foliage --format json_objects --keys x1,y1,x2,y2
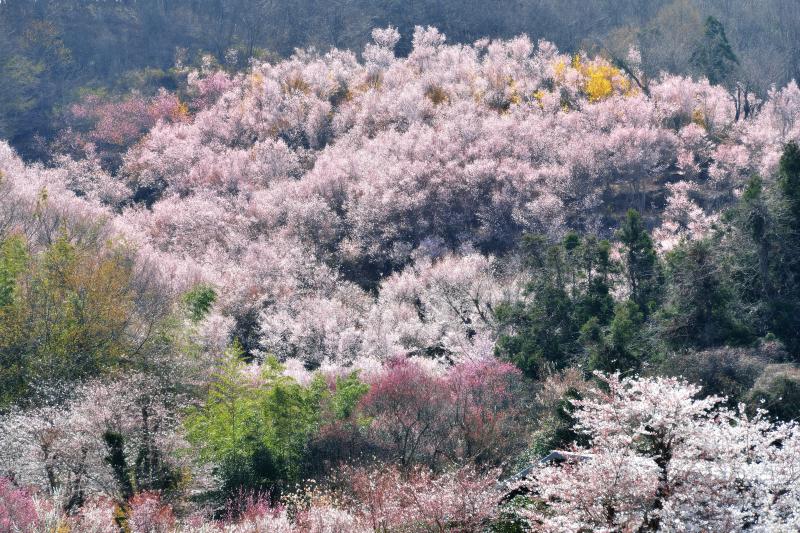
[
  {"x1": 183, "y1": 284, "x2": 217, "y2": 322},
  {"x1": 0, "y1": 234, "x2": 27, "y2": 307},
  {"x1": 185, "y1": 347, "x2": 369, "y2": 495},
  {"x1": 259, "y1": 359, "x2": 326, "y2": 484},
  {"x1": 329, "y1": 371, "x2": 370, "y2": 420},
  {"x1": 185, "y1": 343, "x2": 267, "y2": 491},
  {"x1": 0, "y1": 233, "x2": 140, "y2": 406}
]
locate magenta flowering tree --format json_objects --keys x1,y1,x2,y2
[
  {"x1": 444, "y1": 358, "x2": 527, "y2": 466},
  {"x1": 360, "y1": 357, "x2": 448, "y2": 468},
  {"x1": 0, "y1": 478, "x2": 39, "y2": 533},
  {"x1": 359, "y1": 356, "x2": 529, "y2": 469}
]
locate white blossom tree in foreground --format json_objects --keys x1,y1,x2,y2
[{"x1": 521, "y1": 373, "x2": 800, "y2": 532}]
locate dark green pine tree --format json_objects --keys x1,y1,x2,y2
[
  {"x1": 495, "y1": 235, "x2": 578, "y2": 378},
  {"x1": 779, "y1": 141, "x2": 800, "y2": 219},
  {"x1": 496, "y1": 233, "x2": 619, "y2": 378},
  {"x1": 584, "y1": 300, "x2": 646, "y2": 374},
  {"x1": 690, "y1": 16, "x2": 739, "y2": 86},
  {"x1": 772, "y1": 141, "x2": 800, "y2": 353},
  {"x1": 617, "y1": 210, "x2": 661, "y2": 317},
  {"x1": 714, "y1": 143, "x2": 800, "y2": 356},
  {"x1": 724, "y1": 175, "x2": 775, "y2": 334},
  {"x1": 658, "y1": 239, "x2": 751, "y2": 349}
]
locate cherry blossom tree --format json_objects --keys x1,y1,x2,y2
[
  {"x1": 521, "y1": 372, "x2": 800, "y2": 532},
  {"x1": 2, "y1": 24, "x2": 800, "y2": 530},
  {"x1": 32, "y1": 25, "x2": 794, "y2": 365},
  {"x1": 327, "y1": 464, "x2": 500, "y2": 532},
  {"x1": 0, "y1": 375, "x2": 195, "y2": 508}
]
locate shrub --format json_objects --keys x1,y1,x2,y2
[
  {"x1": 127, "y1": 492, "x2": 176, "y2": 533},
  {"x1": 0, "y1": 478, "x2": 38, "y2": 533},
  {"x1": 660, "y1": 346, "x2": 771, "y2": 403},
  {"x1": 747, "y1": 363, "x2": 800, "y2": 420},
  {"x1": 336, "y1": 464, "x2": 500, "y2": 532}
]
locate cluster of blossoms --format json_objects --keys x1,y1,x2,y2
[
  {"x1": 2, "y1": 24, "x2": 800, "y2": 530},
  {"x1": 0, "y1": 353, "x2": 523, "y2": 524},
  {"x1": 4, "y1": 26, "x2": 800, "y2": 367},
  {"x1": 522, "y1": 373, "x2": 800, "y2": 532},
  {"x1": 0, "y1": 375, "x2": 194, "y2": 507},
  {"x1": 68, "y1": 90, "x2": 188, "y2": 149},
  {"x1": 0, "y1": 464, "x2": 500, "y2": 532},
  {"x1": 4, "y1": 372, "x2": 800, "y2": 531}
]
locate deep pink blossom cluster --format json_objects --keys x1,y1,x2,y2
[
  {"x1": 358, "y1": 356, "x2": 527, "y2": 468},
  {"x1": 68, "y1": 90, "x2": 188, "y2": 152},
  {"x1": 0, "y1": 477, "x2": 39, "y2": 533}
]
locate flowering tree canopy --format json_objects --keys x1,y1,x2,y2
[{"x1": 522, "y1": 373, "x2": 800, "y2": 532}]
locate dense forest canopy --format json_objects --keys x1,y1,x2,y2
[
  {"x1": 3, "y1": 0, "x2": 800, "y2": 158},
  {"x1": 2, "y1": 2, "x2": 800, "y2": 532}
]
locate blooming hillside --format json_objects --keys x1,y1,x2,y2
[
  {"x1": 7, "y1": 27, "x2": 799, "y2": 365},
  {"x1": 2, "y1": 25, "x2": 800, "y2": 532}
]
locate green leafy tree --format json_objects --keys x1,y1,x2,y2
[
  {"x1": 0, "y1": 234, "x2": 27, "y2": 307},
  {"x1": 720, "y1": 175, "x2": 775, "y2": 339},
  {"x1": 183, "y1": 284, "x2": 217, "y2": 322},
  {"x1": 741, "y1": 176, "x2": 772, "y2": 299},
  {"x1": 185, "y1": 343, "x2": 268, "y2": 493},
  {"x1": 0, "y1": 233, "x2": 141, "y2": 407},
  {"x1": 258, "y1": 359, "x2": 326, "y2": 485},
  {"x1": 768, "y1": 142, "x2": 800, "y2": 352},
  {"x1": 329, "y1": 371, "x2": 370, "y2": 420},
  {"x1": 496, "y1": 235, "x2": 579, "y2": 378},
  {"x1": 572, "y1": 235, "x2": 616, "y2": 327},
  {"x1": 584, "y1": 300, "x2": 647, "y2": 374},
  {"x1": 185, "y1": 348, "x2": 369, "y2": 496},
  {"x1": 0, "y1": 19, "x2": 76, "y2": 156},
  {"x1": 779, "y1": 141, "x2": 800, "y2": 224}
]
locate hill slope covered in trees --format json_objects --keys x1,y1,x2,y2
[
  {"x1": 2, "y1": 20, "x2": 800, "y2": 532},
  {"x1": 3, "y1": 0, "x2": 800, "y2": 158}
]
